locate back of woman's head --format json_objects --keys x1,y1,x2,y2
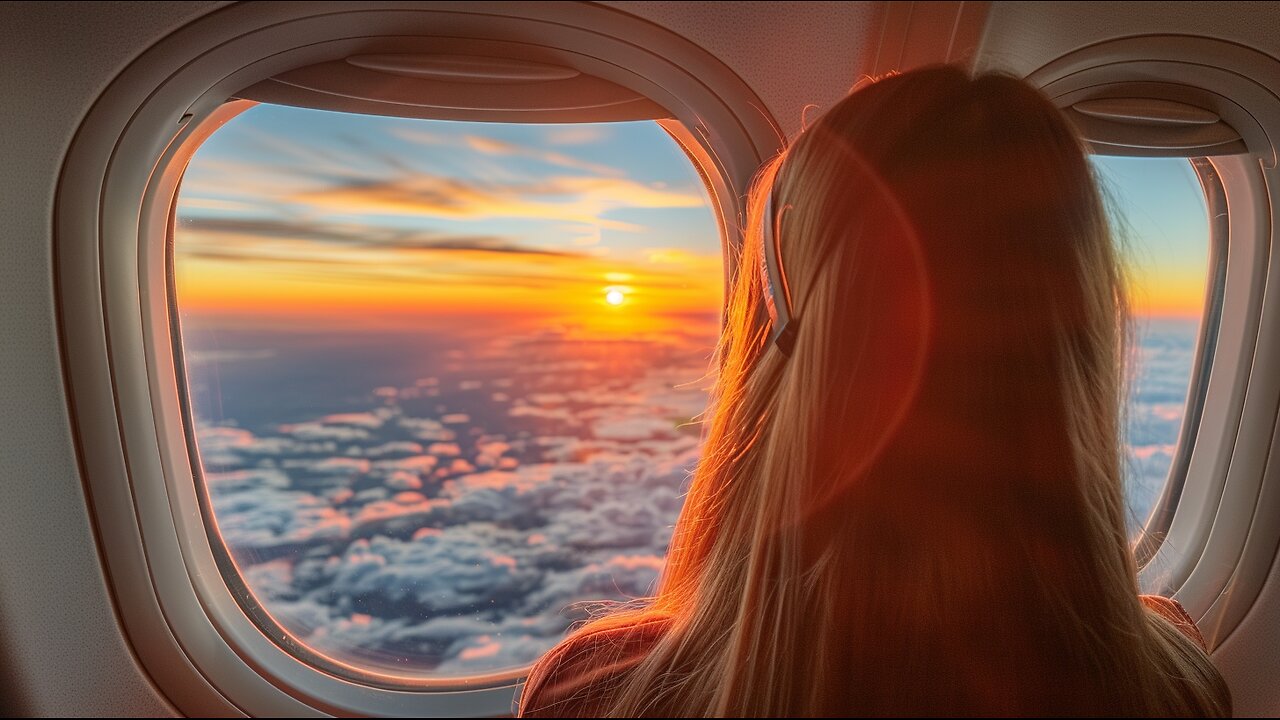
[{"x1": 596, "y1": 66, "x2": 1230, "y2": 717}]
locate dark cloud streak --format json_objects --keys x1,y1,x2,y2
[{"x1": 180, "y1": 216, "x2": 583, "y2": 258}]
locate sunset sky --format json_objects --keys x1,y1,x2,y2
[
  {"x1": 176, "y1": 104, "x2": 1207, "y2": 676},
  {"x1": 175, "y1": 104, "x2": 1210, "y2": 328},
  {"x1": 1091, "y1": 155, "x2": 1211, "y2": 318},
  {"x1": 176, "y1": 105, "x2": 723, "y2": 331}
]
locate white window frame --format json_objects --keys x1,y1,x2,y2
[
  {"x1": 54, "y1": 3, "x2": 777, "y2": 716},
  {"x1": 1150, "y1": 154, "x2": 1280, "y2": 652},
  {"x1": 1027, "y1": 34, "x2": 1280, "y2": 650}
]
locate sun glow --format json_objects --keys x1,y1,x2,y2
[{"x1": 605, "y1": 288, "x2": 626, "y2": 306}]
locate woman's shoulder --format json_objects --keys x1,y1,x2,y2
[
  {"x1": 1140, "y1": 594, "x2": 1208, "y2": 651},
  {"x1": 519, "y1": 612, "x2": 674, "y2": 718}
]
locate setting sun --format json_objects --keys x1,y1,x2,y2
[{"x1": 605, "y1": 288, "x2": 626, "y2": 306}]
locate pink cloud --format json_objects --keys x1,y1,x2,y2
[
  {"x1": 375, "y1": 455, "x2": 439, "y2": 473},
  {"x1": 385, "y1": 471, "x2": 423, "y2": 491},
  {"x1": 318, "y1": 412, "x2": 385, "y2": 428},
  {"x1": 1132, "y1": 444, "x2": 1176, "y2": 460},
  {"x1": 459, "y1": 638, "x2": 502, "y2": 661},
  {"x1": 486, "y1": 552, "x2": 517, "y2": 569},
  {"x1": 311, "y1": 457, "x2": 372, "y2": 475},
  {"x1": 427, "y1": 442, "x2": 461, "y2": 457},
  {"x1": 606, "y1": 554, "x2": 665, "y2": 572},
  {"x1": 445, "y1": 470, "x2": 543, "y2": 495}
]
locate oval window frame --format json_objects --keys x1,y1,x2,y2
[{"x1": 55, "y1": 3, "x2": 779, "y2": 715}]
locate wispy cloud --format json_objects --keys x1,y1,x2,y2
[
  {"x1": 178, "y1": 233, "x2": 708, "y2": 293},
  {"x1": 461, "y1": 134, "x2": 622, "y2": 177},
  {"x1": 176, "y1": 216, "x2": 606, "y2": 292},
  {"x1": 392, "y1": 127, "x2": 621, "y2": 177},
  {"x1": 544, "y1": 126, "x2": 609, "y2": 146},
  {"x1": 289, "y1": 174, "x2": 704, "y2": 232},
  {"x1": 185, "y1": 120, "x2": 705, "y2": 239},
  {"x1": 179, "y1": 197, "x2": 263, "y2": 213},
  {"x1": 180, "y1": 217, "x2": 578, "y2": 257}
]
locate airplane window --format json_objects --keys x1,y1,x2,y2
[
  {"x1": 174, "y1": 105, "x2": 721, "y2": 681},
  {"x1": 176, "y1": 108, "x2": 1210, "y2": 682},
  {"x1": 1091, "y1": 156, "x2": 1213, "y2": 534}
]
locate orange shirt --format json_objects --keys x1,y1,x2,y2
[{"x1": 518, "y1": 595, "x2": 1207, "y2": 717}]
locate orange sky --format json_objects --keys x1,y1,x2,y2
[
  {"x1": 175, "y1": 107, "x2": 725, "y2": 332},
  {"x1": 174, "y1": 107, "x2": 1209, "y2": 334},
  {"x1": 175, "y1": 247, "x2": 724, "y2": 331}
]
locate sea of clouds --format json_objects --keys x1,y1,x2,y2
[
  {"x1": 192, "y1": 318, "x2": 1197, "y2": 678},
  {"x1": 197, "y1": 326, "x2": 711, "y2": 677}
]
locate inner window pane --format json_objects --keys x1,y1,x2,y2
[
  {"x1": 1091, "y1": 156, "x2": 1213, "y2": 532},
  {"x1": 175, "y1": 105, "x2": 722, "y2": 680}
]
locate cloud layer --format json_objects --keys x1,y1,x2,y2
[
  {"x1": 197, "y1": 322, "x2": 712, "y2": 677},
  {"x1": 191, "y1": 316, "x2": 1195, "y2": 679}
]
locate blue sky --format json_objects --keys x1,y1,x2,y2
[{"x1": 1091, "y1": 154, "x2": 1210, "y2": 316}]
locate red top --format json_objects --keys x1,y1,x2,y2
[{"x1": 518, "y1": 595, "x2": 1207, "y2": 717}]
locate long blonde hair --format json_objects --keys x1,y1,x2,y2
[{"x1": 571, "y1": 66, "x2": 1230, "y2": 716}]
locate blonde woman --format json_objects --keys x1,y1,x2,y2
[{"x1": 519, "y1": 66, "x2": 1231, "y2": 717}]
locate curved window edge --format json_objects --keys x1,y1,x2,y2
[
  {"x1": 53, "y1": 3, "x2": 778, "y2": 716},
  {"x1": 1133, "y1": 157, "x2": 1230, "y2": 567},
  {"x1": 1136, "y1": 154, "x2": 1278, "y2": 653}
]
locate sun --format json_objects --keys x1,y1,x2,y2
[{"x1": 605, "y1": 289, "x2": 626, "y2": 306}]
